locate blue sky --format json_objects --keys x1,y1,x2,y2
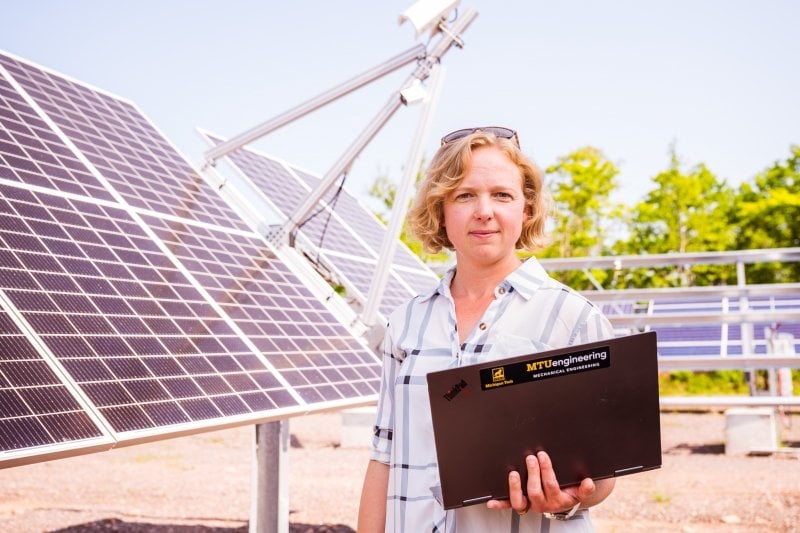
[{"x1": 3, "y1": 0, "x2": 798, "y2": 210}]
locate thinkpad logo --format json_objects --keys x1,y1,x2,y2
[{"x1": 443, "y1": 378, "x2": 469, "y2": 401}]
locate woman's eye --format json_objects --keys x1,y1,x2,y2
[
  {"x1": 454, "y1": 192, "x2": 472, "y2": 201},
  {"x1": 495, "y1": 192, "x2": 514, "y2": 199}
]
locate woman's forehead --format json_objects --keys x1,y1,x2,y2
[{"x1": 459, "y1": 148, "x2": 522, "y2": 184}]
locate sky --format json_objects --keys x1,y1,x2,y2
[{"x1": 3, "y1": 0, "x2": 799, "y2": 211}]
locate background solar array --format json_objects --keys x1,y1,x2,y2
[
  {"x1": 0, "y1": 50, "x2": 380, "y2": 468},
  {"x1": 199, "y1": 131, "x2": 439, "y2": 319},
  {"x1": 600, "y1": 294, "x2": 800, "y2": 358}
]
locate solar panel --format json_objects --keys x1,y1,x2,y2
[
  {"x1": 600, "y1": 292, "x2": 800, "y2": 358},
  {"x1": 143, "y1": 215, "x2": 381, "y2": 403},
  {"x1": 0, "y1": 183, "x2": 300, "y2": 434},
  {"x1": 0, "y1": 49, "x2": 380, "y2": 467},
  {"x1": 198, "y1": 131, "x2": 439, "y2": 319}
]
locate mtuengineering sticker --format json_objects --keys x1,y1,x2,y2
[{"x1": 479, "y1": 345, "x2": 611, "y2": 391}]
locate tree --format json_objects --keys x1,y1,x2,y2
[
  {"x1": 728, "y1": 145, "x2": 800, "y2": 282},
  {"x1": 623, "y1": 145, "x2": 735, "y2": 286},
  {"x1": 538, "y1": 146, "x2": 625, "y2": 289}
]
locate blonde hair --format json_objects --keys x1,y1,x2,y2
[{"x1": 408, "y1": 130, "x2": 551, "y2": 254}]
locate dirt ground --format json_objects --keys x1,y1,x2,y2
[{"x1": 0, "y1": 410, "x2": 799, "y2": 533}]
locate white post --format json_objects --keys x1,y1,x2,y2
[
  {"x1": 737, "y1": 260, "x2": 756, "y2": 395},
  {"x1": 250, "y1": 420, "x2": 289, "y2": 533}
]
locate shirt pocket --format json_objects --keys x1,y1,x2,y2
[{"x1": 488, "y1": 333, "x2": 551, "y2": 360}]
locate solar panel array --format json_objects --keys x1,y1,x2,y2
[
  {"x1": 599, "y1": 294, "x2": 800, "y2": 358},
  {"x1": 0, "y1": 50, "x2": 380, "y2": 468},
  {"x1": 199, "y1": 131, "x2": 439, "y2": 319}
]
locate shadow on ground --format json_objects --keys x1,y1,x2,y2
[
  {"x1": 664, "y1": 442, "x2": 725, "y2": 455},
  {"x1": 50, "y1": 518, "x2": 354, "y2": 533}
]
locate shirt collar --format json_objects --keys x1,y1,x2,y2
[{"x1": 418, "y1": 257, "x2": 548, "y2": 303}]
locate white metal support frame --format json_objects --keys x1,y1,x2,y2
[
  {"x1": 271, "y1": 7, "x2": 478, "y2": 247},
  {"x1": 359, "y1": 64, "x2": 446, "y2": 329},
  {"x1": 202, "y1": 44, "x2": 426, "y2": 168}
]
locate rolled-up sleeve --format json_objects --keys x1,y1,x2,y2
[{"x1": 369, "y1": 319, "x2": 400, "y2": 465}]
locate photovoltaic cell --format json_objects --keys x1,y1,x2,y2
[{"x1": 200, "y1": 132, "x2": 439, "y2": 318}]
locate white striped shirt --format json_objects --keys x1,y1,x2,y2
[{"x1": 370, "y1": 258, "x2": 615, "y2": 532}]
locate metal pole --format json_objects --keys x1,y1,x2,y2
[
  {"x1": 270, "y1": 93, "x2": 406, "y2": 245},
  {"x1": 279, "y1": 8, "x2": 478, "y2": 242},
  {"x1": 737, "y1": 260, "x2": 757, "y2": 395},
  {"x1": 360, "y1": 65, "x2": 445, "y2": 327},
  {"x1": 250, "y1": 420, "x2": 289, "y2": 533},
  {"x1": 203, "y1": 44, "x2": 426, "y2": 166}
]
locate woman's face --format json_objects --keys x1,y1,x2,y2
[{"x1": 442, "y1": 146, "x2": 527, "y2": 268}]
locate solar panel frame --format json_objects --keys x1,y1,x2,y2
[{"x1": 1, "y1": 49, "x2": 382, "y2": 467}]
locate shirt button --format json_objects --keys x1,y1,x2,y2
[
  {"x1": 498, "y1": 287, "x2": 506, "y2": 295},
  {"x1": 479, "y1": 322, "x2": 487, "y2": 331}
]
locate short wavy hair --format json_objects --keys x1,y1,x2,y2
[{"x1": 408, "y1": 130, "x2": 551, "y2": 254}]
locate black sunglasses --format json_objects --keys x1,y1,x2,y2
[{"x1": 440, "y1": 126, "x2": 520, "y2": 148}]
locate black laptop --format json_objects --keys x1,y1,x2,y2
[{"x1": 426, "y1": 331, "x2": 661, "y2": 510}]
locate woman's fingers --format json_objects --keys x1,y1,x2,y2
[{"x1": 508, "y1": 470, "x2": 530, "y2": 514}]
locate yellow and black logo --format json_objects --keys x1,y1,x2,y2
[
  {"x1": 491, "y1": 367, "x2": 505, "y2": 383},
  {"x1": 479, "y1": 345, "x2": 612, "y2": 391}
]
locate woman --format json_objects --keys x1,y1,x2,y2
[{"x1": 358, "y1": 127, "x2": 616, "y2": 532}]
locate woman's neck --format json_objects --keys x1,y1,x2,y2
[{"x1": 450, "y1": 256, "x2": 522, "y2": 300}]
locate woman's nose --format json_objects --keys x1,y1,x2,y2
[{"x1": 473, "y1": 196, "x2": 493, "y2": 219}]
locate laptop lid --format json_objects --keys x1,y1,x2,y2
[{"x1": 426, "y1": 331, "x2": 661, "y2": 510}]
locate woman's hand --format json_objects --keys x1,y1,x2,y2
[{"x1": 486, "y1": 451, "x2": 596, "y2": 515}]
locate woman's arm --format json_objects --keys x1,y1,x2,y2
[{"x1": 357, "y1": 459, "x2": 390, "y2": 532}]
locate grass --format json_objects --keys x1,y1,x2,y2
[{"x1": 650, "y1": 490, "x2": 672, "y2": 504}]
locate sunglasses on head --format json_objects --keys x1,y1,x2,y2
[{"x1": 440, "y1": 126, "x2": 520, "y2": 148}]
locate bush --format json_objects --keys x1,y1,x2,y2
[
  {"x1": 660, "y1": 369, "x2": 800, "y2": 396},
  {"x1": 659, "y1": 370, "x2": 749, "y2": 396}
]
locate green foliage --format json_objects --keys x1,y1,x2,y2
[
  {"x1": 728, "y1": 144, "x2": 800, "y2": 282},
  {"x1": 621, "y1": 144, "x2": 736, "y2": 287},
  {"x1": 369, "y1": 174, "x2": 396, "y2": 214},
  {"x1": 650, "y1": 491, "x2": 672, "y2": 504},
  {"x1": 538, "y1": 147, "x2": 626, "y2": 289},
  {"x1": 542, "y1": 146, "x2": 625, "y2": 258},
  {"x1": 659, "y1": 369, "x2": 800, "y2": 396},
  {"x1": 658, "y1": 370, "x2": 750, "y2": 396}
]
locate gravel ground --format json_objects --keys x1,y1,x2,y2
[{"x1": 0, "y1": 410, "x2": 798, "y2": 532}]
